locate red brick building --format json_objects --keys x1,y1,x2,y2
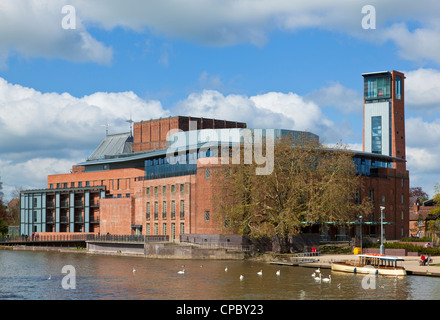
[{"x1": 20, "y1": 71, "x2": 410, "y2": 243}]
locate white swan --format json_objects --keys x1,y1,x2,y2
[
  {"x1": 311, "y1": 272, "x2": 316, "y2": 277},
  {"x1": 225, "y1": 267, "x2": 228, "y2": 272},
  {"x1": 315, "y1": 268, "x2": 320, "y2": 273},
  {"x1": 276, "y1": 270, "x2": 280, "y2": 276},
  {"x1": 257, "y1": 270, "x2": 263, "y2": 276},
  {"x1": 314, "y1": 273, "x2": 322, "y2": 282},
  {"x1": 240, "y1": 275, "x2": 244, "y2": 281},
  {"x1": 48, "y1": 274, "x2": 51, "y2": 280},
  {"x1": 132, "y1": 267, "x2": 136, "y2": 273},
  {"x1": 322, "y1": 275, "x2": 331, "y2": 283},
  {"x1": 178, "y1": 269, "x2": 185, "y2": 274}
]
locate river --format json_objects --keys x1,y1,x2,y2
[{"x1": 1, "y1": 250, "x2": 440, "y2": 300}]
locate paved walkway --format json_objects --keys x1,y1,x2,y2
[{"x1": 295, "y1": 254, "x2": 440, "y2": 277}]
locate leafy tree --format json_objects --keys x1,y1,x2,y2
[
  {"x1": 213, "y1": 134, "x2": 373, "y2": 253},
  {"x1": 426, "y1": 183, "x2": 440, "y2": 243}
]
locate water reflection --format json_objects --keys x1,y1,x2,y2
[{"x1": 0, "y1": 250, "x2": 440, "y2": 300}]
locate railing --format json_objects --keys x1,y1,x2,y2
[
  {"x1": 182, "y1": 241, "x2": 251, "y2": 252},
  {"x1": 0, "y1": 234, "x2": 169, "y2": 244},
  {"x1": 291, "y1": 252, "x2": 320, "y2": 263}
]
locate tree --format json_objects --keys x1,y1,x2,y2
[
  {"x1": 426, "y1": 184, "x2": 440, "y2": 243},
  {"x1": 410, "y1": 187, "x2": 429, "y2": 205},
  {"x1": 213, "y1": 134, "x2": 373, "y2": 253}
]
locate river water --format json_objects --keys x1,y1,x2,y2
[{"x1": 1, "y1": 250, "x2": 440, "y2": 300}]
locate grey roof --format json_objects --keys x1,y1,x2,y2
[{"x1": 88, "y1": 132, "x2": 133, "y2": 161}]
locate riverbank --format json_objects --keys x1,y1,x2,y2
[
  {"x1": 4, "y1": 244, "x2": 440, "y2": 277},
  {"x1": 267, "y1": 253, "x2": 440, "y2": 277}
]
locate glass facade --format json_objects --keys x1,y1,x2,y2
[
  {"x1": 371, "y1": 116, "x2": 382, "y2": 154},
  {"x1": 353, "y1": 156, "x2": 392, "y2": 176},
  {"x1": 395, "y1": 76, "x2": 402, "y2": 100},
  {"x1": 144, "y1": 149, "x2": 214, "y2": 180},
  {"x1": 364, "y1": 75, "x2": 391, "y2": 100}
]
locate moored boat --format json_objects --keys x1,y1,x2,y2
[{"x1": 331, "y1": 254, "x2": 406, "y2": 276}]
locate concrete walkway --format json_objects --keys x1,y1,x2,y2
[{"x1": 287, "y1": 254, "x2": 440, "y2": 277}]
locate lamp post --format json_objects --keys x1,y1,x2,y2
[
  {"x1": 359, "y1": 215, "x2": 363, "y2": 254},
  {"x1": 380, "y1": 206, "x2": 385, "y2": 255}
]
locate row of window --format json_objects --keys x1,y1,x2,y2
[
  {"x1": 50, "y1": 178, "x2": 131, "y2": 190},
  {"x1": 146, "y1": 183, "x2": 185, "y2": 197},
  {"x1": 146, "y1": 222, "x2": 185, "y2": 237},
  {"x1": 146, "y1": 200, "x2": 185, "y2": 220}
]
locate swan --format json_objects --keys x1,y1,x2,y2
[
  {"x1": 48, "y1": 274, "x2": 51, "y2": 280},
  {"x1": 132, "y1": 267, "x2": 136, "y2": 273},
  {"x1": 314, "y1": 273, "x2": 322, "y2": 282},
  {"x1": 315, "y1": 268, "x2": 320, "y2": 273},
  {"x1": 311, "y1": 273, "x2": 316, "y2": 277},
  {"x1": 178, "y1": 269, "x2": 185, "y2": 274},
  {"x1": 257, "y1": 270, "x2": 263, "y2": 276},
  {"x1": 240, "y1": 275, "x2": 244, "y2": 281},
  {"x1": 322, "y1": 275, "x2": 331, "y2": 283},
  {"x1": 225, "y1": 267, "x2": 228, "y2": 272},
  {"x1": 276, "y1": 270, "x2": 280, "y2": 276}
]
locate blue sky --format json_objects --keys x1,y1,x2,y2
[{"x1": 1, "y1": 0, "x2": 440, "y2": 200}]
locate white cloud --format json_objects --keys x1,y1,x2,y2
[
  {"x1": 174, "y1": 89, "x2": 353, "y2": 144},
  {"x1": 383, "y1": 22, "x2": 440, "y2": 66},
  {"x1": 305, "y1": 82, "x2": 363, "y2": 114},
  {"x1": 2, "y1": 1, "x2": 440, "y2": 65},
  {"x1": 0, "y1": 77, "x2": 169, "y2": 199},
  {"x1": 405, "y1": 68, "x2": 440, "y2": 110},
  {"x1": 0, "y1": 0, "x2": 113, "y2": 66},
  {"x1": 405, "y1": 117, "x2": 440, "y2": 197}
]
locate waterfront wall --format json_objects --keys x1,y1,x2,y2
[
  {"x1": 363, "y1": 247, "x2": 420, "y2": 256},
  {"x1": 145, "y1": 243, "x2": 246, "y2": 259}
]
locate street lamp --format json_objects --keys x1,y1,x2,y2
[
  {"x1": 359, "y1": 215, "x2": 363, "y2": 254},
  {"x1": 380, "y1": 206, "x2": 385, "y2": 255}
]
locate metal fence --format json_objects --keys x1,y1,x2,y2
[{"x1": 0, "y1": 234, "x2": 169, "y2": 244}]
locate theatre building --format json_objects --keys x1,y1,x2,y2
[{"x1": 20, "y1": 70, "x2": 410, "y2": 244}]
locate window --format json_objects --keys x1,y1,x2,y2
[
  {"x1": 171, "y1": 185, "x2": 175, "y2": 193},
  {"x1": 205, "y1": 168, "x2": 210, "y2": 179},
  {"x1": 146, "y1": 187, "x2": 150, "y2": 196},
  {"x1": 354, "y1": 189, "x2": 360, "y2": 204},
  {"x1": 171, "y1": 200, "x2": 176, "y2": 219},
  {"x1": 382, "y1": 195, "x2": 386, "y2": 203},
  {"x1": 154, "y1": 186, "x2": 158, "y2": 196},
  {"x1": 205, "y1": 210, "x2": 210, "y2": 221},
  {"x1": 180, "y1": 184, "x2": 185, "y2": 193},
  {"x1": 395, "y1": 76, "x2": 402, "y2": 100},
  {"x1": 401, "y1": 194, "x2": 404, "y2": 204},
  {"x1": 162, "y1": 201, "x2": 167, "y2": 219},
  {"x1": 162, "y1": 223, "x2": 167, "y2": 235},
  {"x1": 369, "y1": 189, "x2": 374, "y2": 204},
  {"x1": 78, "y1": 181, "x2": 82, "y2": 187},
  {"x1": 180, "y1": 222, "x2": 185, "y2": 235},
  {"x1": 86, "y1": 181, "x2": 90, "y2": 187},
  {"x1": 154, "y1": 223, "x2": 158, "y2": 235},
  {"x1": 364, "y1": 76, "x2": 391, "y2": 100},
  {"x1": 163, "y1": 186, "x2": 166, "y2": 195},
  {"x1": 171, "y1": 223, "x2": 176, "y2": 240},
  {"x1": 146, "y1": 202, "x2": 150, "y2": 220},
  {"x1": 146, "y1": 223, "x2": 151, "y2": 235},
  {"x1": 154, "y1": 201, "x2": 158, "y2": 220},
  {"x1": 401, "y1": 210, "x2": 404, "y2": 220},
  {"x1": 180, "y1": 200, "x2": 185, "y2": 218},
  {"x1": 371, "y1": 116, "x2": 382, "y2": 154}
]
